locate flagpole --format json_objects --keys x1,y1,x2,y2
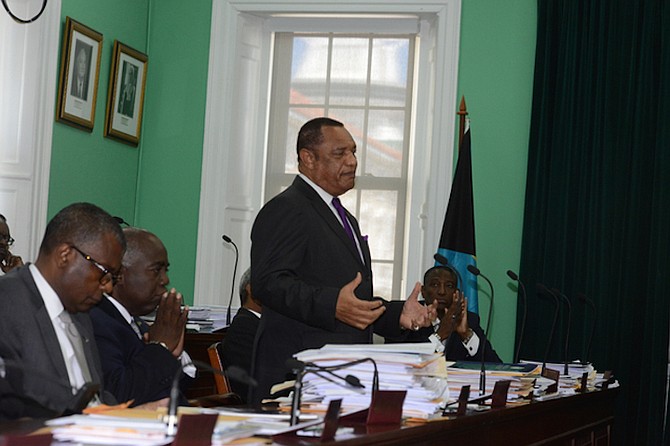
[{"x1": 457, "y1": 96, "x2": 468, "y2": 149}]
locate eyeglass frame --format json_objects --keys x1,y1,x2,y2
[
  {"x1": 70, "y1": 245, "x2": 122, "y2": 286},
  {"x1": 0, "y1": 234, "x2": 14, "y2": 246}
]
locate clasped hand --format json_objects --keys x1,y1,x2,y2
[{"x1": 146, "y1": 288, "x2": 188, "y2": 357}]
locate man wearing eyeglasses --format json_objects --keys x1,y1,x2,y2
[
  {"x1": 0, "y1": 202, "x2": 125, "y2": 420},
  {"x1": 0, "y1": 214, "x2": 24, "y2": 274},
  {"x1": 89, "y1": 227, "x2": 192, "y2": 407}
]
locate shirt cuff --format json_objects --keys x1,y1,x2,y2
[
  {"x1": 179, "y1": 351, "x2": 197, "y2": 378},
  {"x1": 463, "y1": 331, "x2": 480, "y2": 356}
]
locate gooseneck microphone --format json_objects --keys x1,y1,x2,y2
[
  {"x1": 506, "y1": 270, "x2": 527, "y2": 363},
  {"x1": 552, "y1": 289, "x2": 572, "y2": 376},
  {"x1": 466, "y1": 264, "x2": 494, "y2": 395},
  {"x1": 577, "y1": 293, "x2": 597, "y2": 365},
  {"x1": 536, "y1": 284, "x2": 560, "y2": 374},
  {"x1": 433, "y1": 253, "x2": 463, "y2": 289},
  {"x1": 165, "y1": 359, "x2": 256, "y2": 436},
  {"x1": 286, "y1": 357, "x2": 379, "y2": 425},
  {"x1": 222, "y1": 235, "x2": 239, "y2": 326}
]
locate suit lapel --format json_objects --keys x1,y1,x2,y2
[
  {"x1": 19, "y1": 268, "x2": 72, "y2": 386},
  {"x1": 294, "y1": 177, "x2": 367, "y2": 268}
]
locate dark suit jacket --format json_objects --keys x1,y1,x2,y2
[
  {"x1": 89, "y1": 296, "x2": 184, "y2": 406},
  {"x1": 386, "y1": 310, "x2": 502, "y2": 363},
  {"x1": 219, "y1": 307, "x2": 260, "y2": 403},
  {"x1": 0, "y1": 265, "x2": 114, "y2": 420},
  {"x1": 250, "y1": 176, "x2": 405, "y2": 402}
]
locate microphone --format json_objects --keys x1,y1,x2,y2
[
  {"x1": 222, "y1": 235, "x2": 239, "y2": 326},
  {"x1": 506, "y1": 270, "x2": 527, "y2": 363},
  {"x1": 466, "y1": 264, "x2": 494, "y2": 395},
  {"x1": 536, "y1": 284, "x2": 560, "y2": 374},
  {"x1": 433, "y1": 253, "x2": 463, "y2": 289},
  {"x1": 552, "y1": 289, "x2": 572, "y2": 376},
  {"x1": 577, "y1": 293, "x2": 597, "y2": 365},
  {"x1": 165, "y1": 359, "x2": 256, "y2": 436},
  {"x1": 285, "y1": 357, "x2": 379, "y2": 425}
]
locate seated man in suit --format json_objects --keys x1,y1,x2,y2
[
  {"x1": 220, "y1": 267, "x2": 262, "y2": 402},
  {"x1": 89, "y1": 227, "x2": 192, "y2": 406},
  {"x1": 387, "y1": 265, "x2": 502, "y2": 363},
  {"x1": 0, "y1": 202, "x2": 125, "y2": 420}
]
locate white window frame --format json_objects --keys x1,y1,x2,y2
[{"x1": 195, "y1": 0, "x2": 461, "y2": 307}]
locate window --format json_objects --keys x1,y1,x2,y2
[
  {"x1": 195, "y1": 0, "x2": 461, "y2": 308},
  {"x1": 266, "y1": 32, "x2": 415, "y2": 299}
]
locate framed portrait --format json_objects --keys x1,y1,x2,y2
[
  {"x1": 104, "y1": 40, "x2": 148, "y2": 146},
  {"x1": 55, "y1": 17, "x2": 103, "y2": 131}
]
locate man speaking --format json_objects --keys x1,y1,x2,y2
[{"x1": 250, "y1": 117, "x2": 435, "y2": 403}]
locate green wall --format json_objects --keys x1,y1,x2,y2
[
  {"x1": 133, "y1": 0, "x2": 211, "y2": 302},
  {"x1": 51, "y1": 0, "x2": 149, "y2": 222},
  {"x1": 49, "y1": 1, "x2": 537, "y2": 361},
  {"x1": 457, "y1": 0, "x2": 536, "y2": 361}
]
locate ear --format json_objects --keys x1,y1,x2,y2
[
  {"x1": 54, "y1": 243, "x2": 73, "y2": 269},
  {"x1": 298, "y1": 147, "x2": 316, "y2": 169}
]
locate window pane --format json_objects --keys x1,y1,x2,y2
[
  {"x1": 371, "y1": 262, "x2": 393, "y2": 300},
  {"x1": 370, "y1": 39, "x2": 409, "y2": 107},
  {"x1": 359, "y1": 189, "x2": 397, "y2": 260},
  {"x1": 330, "y1": 38, "x2": 369, "y2": 106},
  {"x1": 290, "y1": 37, "x2": 329, "y2": 105},
  {"x1": 366, "y1": 109, "x2": 405, "y2": 178}
]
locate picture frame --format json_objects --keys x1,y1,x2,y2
[
  {"x1": 104, "y1": 40, "x2": 148, "y2": 146},
  {"x1": 55, "y1": 17, "x2": 103, "y2": 131}
]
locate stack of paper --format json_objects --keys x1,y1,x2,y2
[
  {"x1": 291, "y1": 343, "x2": 449, "y2": 420},
  {"x1": 445, "y1": 361, "x2": 542, "y2": 404}
]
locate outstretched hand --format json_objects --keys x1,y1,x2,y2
[
  {"x1": 400, "y1": 282, "x2": 437, "y2": 330},
  {"x1": 335, "y1": 273, "x2": 386, "y2": 330}
]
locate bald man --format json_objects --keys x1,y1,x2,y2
[{"x1": 89, "y1": 227, "x2": 192, "y2": 406}]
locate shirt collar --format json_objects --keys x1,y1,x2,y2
[
  {"x1": 105, "y1": 294, "x2": 133, "y2": 325},
  {"x1": 299, "y1": 173, "x2": 337, "y2": 205},
  {"x1": 29, "y1": 264, "x2": 64, "y2": 320}
]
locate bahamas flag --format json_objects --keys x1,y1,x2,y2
[{"x1": 436, "y1": 128, "x2": 478, "y2": 313}]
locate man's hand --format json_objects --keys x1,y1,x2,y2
[
  {"x1": 335, "y1": 273, "x2": 386, "y2": 330},
  {"x1": 0, "y1": 251, "x2": 23, "y2": 273},
  {"x1": 400, "y1": 282, "x2": 437, "y2": 330},
  {"x1": 147, "y1": 289, "x2": 188, "y2": 357}
]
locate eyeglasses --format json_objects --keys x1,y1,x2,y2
[
  {"x1": 0, "y1": 235, "x2": 14, "y2": 246},
  {"x1": 70, "y1": 245, "x2": 122, "y2": 286}
]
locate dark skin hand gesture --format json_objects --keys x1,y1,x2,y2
[
  {"x1": 146, "y1": 288, "x2": 189, "y2": 357},
  {"x1": 335, "y1": 273, "x2": 437, "y2": 331},
  {"x1": 336, "y1": 273, "x2": 386, "y2": 330},
  {"x1": 423, "y1": 268, "x2": 472, "y2": 342},
  {"x1": 1, "y1": 251, "x2": 23, "y2": 273}
]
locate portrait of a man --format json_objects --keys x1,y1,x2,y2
[
  {"x1": 117, "y1": 62, "x2": 137, "y2": 118},
  {"x1": 70, "y1": 41, "x2": 92, "y2": 101}
]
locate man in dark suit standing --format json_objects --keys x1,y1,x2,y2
[
  {"x1": 220, "y1": 267, "x2": 261, "y2": 402},
  {"x1": 250, "y1": 117, "x2": 436, "y2": 403},
  {"x1": 0, "y1": 202, "x2": 125, "y2": 419},
  {"x1": 89, "y1": 227, "x2": 191, "y2": 407}
]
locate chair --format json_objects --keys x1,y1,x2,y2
[{"x1": 207, "y1": 341, "x2": 232, "y2": 394}]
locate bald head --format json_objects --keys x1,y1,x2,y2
[{"x1": 112, "y1": 227, "x2": 170, "y2": 316}]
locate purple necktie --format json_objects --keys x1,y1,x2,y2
[{"x1": 332, "y1": 197, "x2": 356, "y2": 246}]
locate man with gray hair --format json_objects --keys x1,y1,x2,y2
[
  {"x1": 220, "y1": 267, "x2": 262, "y2": 402},
  {"x1": 0, "y1": 202, "x2": 124, "y2": 419}
]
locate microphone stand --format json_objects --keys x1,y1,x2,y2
[
  {"x1": 287, "y1": 357, "x2": 379, "y2": 426},
  {"x1": 506, "y1": 270, "x2": 527, "y2": 363},
  {"x1": 536, "y1": 284, "x2": 560, "y2": 374},
  {"x1": 466, "y1": 265, "x2": 494, "y2": 395},
  {"x1": 553, "y1": 289, "x2": 572, "y2": 376},
  {"x1": 222, "y1": 235, "x2": 239, "y2": 326}
]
